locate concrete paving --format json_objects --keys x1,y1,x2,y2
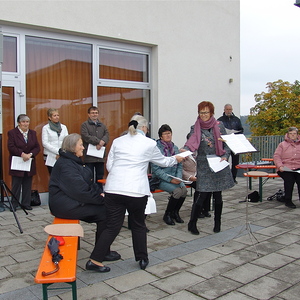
[{"x1": 1, "y1": 175, "x2": 300, "y2": 300}]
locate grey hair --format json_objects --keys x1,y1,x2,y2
[
  {"x1": 17, "y1": 114, "x2": 30, "y2": 123},
  {"x1": 128, "y1": 115, "x2": 148, "y2": 135},
  {"x1": 288, "y1": 127, "x2": 298, "y2": 133},
  {"x1": 47, "y1": 108, "x2": 58, "y2": 118},
  {"x1": 61, "y1": 133, "x2": 82, "y2": 153}
]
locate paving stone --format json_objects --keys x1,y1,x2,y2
[
  {"x1": 237, "y1": 276, "x2": 291, "y2": 299},
  {"x1": 222, "y1": 262, "x2": 271, "y2": 284},
  {"x1": 104, "y1": 270, "x2": 157, "y2": 293},
  {"x1": 188, "y1": 259, "x2": 236, "y2": 279},
  {"x1": 179, "y1": 248, "x2": 222, "y2": 266},
  {"x1": 107, "y1": 283, "x2": 169, "y2": 300},
  {"x1": 146, "y1": 258, "x2": 192, "y2": 278},
  {"x1": 161, "y1": 289, "x2": 205, "y2": 299},
  {"x1": 151, "y1": 271, "x2": 204, "y2": 294},
  {"x1": 251, "y1": 252, "x2": 295, "y2": 270},
  {"x1": 187, "y1": 275, "x2": 243, "y2": 299}
]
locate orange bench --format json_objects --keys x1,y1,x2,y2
[{"x1": 35, "y1": 218, "x2": 80, "y2": 300}]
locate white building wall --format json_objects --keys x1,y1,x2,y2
[{"x1": 0, "y1": 0, "x2": 240, "y2": 147}]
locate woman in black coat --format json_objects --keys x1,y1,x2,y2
[
  {"x1": 8, "y1": 114, "x2": 40, "y2": 210},
  {"x1": 49, "y1": 133, "x2": 120, "y2": 273}
]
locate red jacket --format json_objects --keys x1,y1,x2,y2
[
  {"x1": 7, "y1": 127, "x2": 40, "y2": 177},
  {"x1": 273, "y1": 134, "x2": 300, "y2": 171}
]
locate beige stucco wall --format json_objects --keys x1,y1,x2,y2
[{"x1": 0, "y1": 0, "x2": 240, "y2": 147}]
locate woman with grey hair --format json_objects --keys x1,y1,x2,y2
[
  {"x1": 90, "y1": 116, "x2": 184, "y2": 271},
  {"x1": 42, "y1": 108, "x2": 68, "y2": 174},
  {"x1": 49, "y1": 133, "x2": 120, "y2": 273},
  {"x1": 8, "y1": 114, "x2": 40, "y2": 210},
  {"x1": 274, "y1": 127, "x2": 300, "y2": 209}
]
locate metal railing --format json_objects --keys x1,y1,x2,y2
[{"x1": 240, "y1": 135, "x2": 284, "y2": 164}]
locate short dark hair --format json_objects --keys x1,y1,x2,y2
[
  {"x1": 158, "y1": 124, "x2": 172, "y2": 138},
  {"x1": 88, "y1": 106, "x2": 99, "y2": 114}
]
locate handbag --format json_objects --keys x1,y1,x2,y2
[
  {"x1": 148, "y1": 176, "x2": 161, "y2": 192},
  {"x1": 267, "y1": 189, "x2": 285, "y2": 202},
  {"x1": 247, "y1": 190, "x2": 260, "y2": 202},
  {"x1": 31, "y1": 190, "x2": 41, "y2": 206}
]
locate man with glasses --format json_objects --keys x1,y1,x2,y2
[
  {"x1": 81, "y1": 106, "x2": 109, "y2": 188},
  {"x1": 218, "y1": 104, "x2": 244, "y2": 184}
]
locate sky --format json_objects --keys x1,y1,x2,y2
[{"x1": 240, "y1": 0, "x2": 300, "y2": 115}]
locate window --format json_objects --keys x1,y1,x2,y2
[{"x1": 3, "y1": 35, "x2": 17, "y2": 72}]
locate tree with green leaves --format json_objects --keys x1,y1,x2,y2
[{"x1": 247, "y1": 80, "x2": 300, "y2": 136}]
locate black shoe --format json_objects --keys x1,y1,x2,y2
[
  {"x1": 188, "y1": 221, "x2": 199, "y2": 235},
  {"x1": 86, "y1": 260, "x2": 110, "y2": 272},
  {"x1": 171, "y1": 211, "x2": 184, "y2": 223},
  {"x1": 23, "y1": 206, "x2": 32, "y2": 210},
  {"x1": 213, "y1": 221, "x2": 221, "y2": 233},
  {"x1": 146, "y1": 227, "x2": 150, "y2": 233},
  {"x1": 285, "y1": 201, "x2": 296, "y2": 209},
  {"x1": 139, "y1": 258, "x2": 149, "y2": 270},
  {"x1": 203, "y1": 211, "x2": 211, "y2": 218},
  {"x1": 103, "y1": 251, "x2": 121, "y2": 261},
  {"x1": 10, "y1": 205, "x2": 19, "y2": 212},
  {"x1": 234, "y1": 180, "x2": 238, "y2": 184},
  {"x1": 163, "y1": 212, "x2": 175, "y2": 225},
  {"x1": 198, "y1": 212, "x2": 205, "y2": 219}
]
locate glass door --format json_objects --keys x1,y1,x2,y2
[{"x1": 1, "y1": 81, "x2": 22, "y2": 188}]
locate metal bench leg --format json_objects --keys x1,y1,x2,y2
[
  {"x1": 70, "y1": 281, "x2": 77, "y2": 300},
  {"x1": 259, "y1": 178, "x2": 263, "y2": 202},
  {"x1": 42, "y1": 283, "x2": 51, "y2": 300}
]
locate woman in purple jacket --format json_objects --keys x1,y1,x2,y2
[
  {"x1": 8, "y1": 114, "x2": 40, "y2": 210},
  {"x1": 274, "y1": 127, "x2": 300, "y2": 209}
]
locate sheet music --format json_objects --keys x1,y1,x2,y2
[
  {"x1": 207, "y1": 155, "x2": 229, "y2": 173},
  {"x1": 11, "y1": 156, "x2": 32, "y2": 172},
  {"x1": 167, "y1": 174, "x2": 192, "y2": 184},
  {"x1": 87, "y1": 144, "x2": 105, "y2": 158},
  {"x1": 45, "y1": 153, "x2": 57, "y2": 167},
  {"x1": 283, "y1": 166, "x2": 300, "y2": 173},
  {"x1": 220, "y1": 133, "x2": 257, "y2": 154},
  {"x1": 175, "y1": 150, "x2": 193, "y2": 158}
]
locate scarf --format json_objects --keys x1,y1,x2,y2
[
  {"x1": 185, "y1": 116, "x2": 226, "y2": 156},
  {"x1": 159, "y1": 140, "x2": 175, "y2": 157},
  {"x1": 49, "y1": 121, "x2": 62, "y2": 137}
]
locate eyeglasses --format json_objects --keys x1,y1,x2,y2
[
  {"x1": 89, "y1": 112, "x2": 99, "y2": 114},
  {"x1": 162, "y1": 132, "x2": 172, "y2": 135},
  {"x1": 199, "y1": 111, "x2": 210, "y2": 115}
]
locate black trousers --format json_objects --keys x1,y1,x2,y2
[
  {"x1": 230, "y1": 152, "x2": 239, "y2": 180},
  {"x1": 90, "y1": 193, "x2": 148, "y2": 262},
  {"x1": 277, "y1": 171, "x2": 300, "y2": 202},
  {"x1": 11, "y1": 174, "x2": 32, "y2": 207}
]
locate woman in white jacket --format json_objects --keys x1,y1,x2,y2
[
  {"x1": 88, "y1": 116, "x2": 184, "y2": 272},
  {"x1": 42, "y1": 108, "x2": 68, "y2": 174}
]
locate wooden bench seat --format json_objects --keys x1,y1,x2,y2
[{"x1": 35, "y1": 218, "x2": 80, "y2": 300}]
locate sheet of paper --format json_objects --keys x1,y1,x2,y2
[
  {"x1": 220, "y1": 133, "x2": 257, "y2": 154},
  {"x1": 87, "y1": 144, "x2": 105, "y2": 158},
  {"x1": 175, "y1": 150, "x2": 193, "y2": 158},
  {"x1": 225, "y1": 128, "x2": 240, "y2": 134},
  {"x1": 45, "y1": 153, "x2": 57, "y2": 167},
  {"x1": 206, "y1": 155, "x2": 229, "y2": 173},
  {"x1": 283, "y1": 166, "x2": 300, "y2": 173},
  {"x1": 167, "y1": 174, "x2": 192, "y2": 184},
  {"x1": 11, "y1": 156, "x2": 32, "y2": 172}
]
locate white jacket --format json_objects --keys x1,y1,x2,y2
[
  {"x1": 105, "y1": 131, "x2": 177, "y2": 196},
  {"x1": 42, "y1": 123, "x2": 69, "y2": 156}
]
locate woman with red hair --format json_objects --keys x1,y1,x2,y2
[{"x1": 184, "y1": 101, "x2": 234, "y2": 234}]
